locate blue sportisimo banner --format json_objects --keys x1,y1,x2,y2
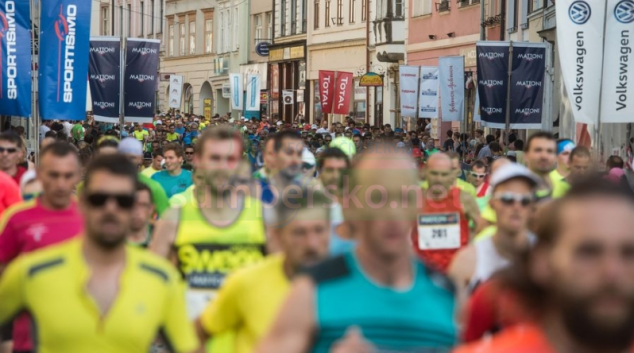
[
  {"x1": 89, "y1": 37, "x2": 120, "y2": 123},
  {"x1": 510, "y1": 44, "x2": 546, "y2": 128},
  {"x1": 124, "y1": 38, "x2": 159, "y2": 123},
  {"x1": 0, "y1": 0, "x2": 31, "y2": 117},
  {"x1": 39, "y1": 0, "x2": 92, "y2": 121},
  {"x1": 476, "y1": 42, "x2": 509, "y2": 128}
]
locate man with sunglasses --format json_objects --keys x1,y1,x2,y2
[
  {"x1": 469, "y1": 161, "x2": 490, "y2": 213},
  {"x1": 0, "y1": 142, "x2": 84, "y2": 353},
  {"x1": 182, "y1": 145, "x2": 195, "y2": 171},
  {"x1": 0, "y1": 132, "x2": 26, "y2": 185},
  {"x1": 0, "y1": 154, "x2": 199, "y2": 353}
]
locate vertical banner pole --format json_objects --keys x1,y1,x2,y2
[
  {"x1": 542, "y1": 41, "x2": 554, "y2": 133},
  {"x1": 31, "y1": 0, "x2": 39, "y2": 162},
  {"x1": 505, "y1": 41, "x2": 513, "y2": 144},
  {"x1": 119, "y1": 4, "x2": 125, "y2": 135}
]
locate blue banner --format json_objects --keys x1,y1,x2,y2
[
  {"x1": 89, "y1": 37, "x2": 120, "y2": 123},
  {"x1": 510, "y1": 44, "x2": 545, "y2": 128},
  {"x1": 476, "y1": 42, "x2": 509, "y2": 128},
  {"x1": 124, "y1": 38, "x2": 159, "y2": 123},
  {"x1": 39, "y1": 0, "x2": 92, "y2": 121},
  {"x1": 0, "y1": 0, "x2": 31, "y2": 117}
]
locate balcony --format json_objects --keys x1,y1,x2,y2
[{"x1": 371, "y1": 17, "x2": 405, "y2": 63}]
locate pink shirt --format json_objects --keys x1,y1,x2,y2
[
  {"x1": 0, "y1": 198, "x2": 84, "y2": 351},
  {"x1": 0, "y1": 171, "x2": 21, "y2": 215}
]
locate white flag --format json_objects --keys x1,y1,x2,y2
[
  {"x1": 229, "y1": 73, "x2": 244, "y2": 110},
  {"x1": 438, "y1": 56, "x2": 465, "y2": 122},
  {"x1": 245, "y1": 74, "x2": 261, "y2": 112},
  {"x1": 399, "y1": 66, "x2": 419, "y2": 117},
  {"x1": 419, "y1": 67, "x2": 439, "y2": 118},
  {"x1": 600, "y1": 0, "x2": 634, "y2": 123},
  {"x1": 556, "y1": 0, "x2": 606, "y2": 125},
  {"x1": 168, "y1": 75, "x2": 183, "y2": 109}
]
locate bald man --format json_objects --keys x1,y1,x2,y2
[
  {"x1": 412, "y1": 153, "x2": 480, "y2": 273},
  {"x1": 257, "y1": 146, "x2": 458, "y2": 353}
]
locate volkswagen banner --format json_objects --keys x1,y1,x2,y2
[
  {"x1": 510, "y1": 43, "x2": 546, "y2": 128},
  {"x1": 438, "y1": 56, "x2": 465, "y2": 122},
  {"x1": 477, "y1": 42, "x2": 509, "y2": 127},
  {"x1": 124, "y1": 38, "x2": 160, "y2": 123},
  {"x1": 229, "y1": 73, "x2": 243, "y2": 110},
  {"x1": 556, "y1": 0, "x2": 606, "y2": 125},
  {"x1": 245, "y1": 74, "x2": 261, "y2": 111},
  {"x1": 39, "y1": 0, "x2": 92, "y2": 121},
  {"x1": 0, "y1": 0, "x2": 30, "y2": 117},
  {"x1": 601, "y1": 0, "x2": 634, "y2": 123},
  {"x1": 399, "y1": 66, "x2": 419, "y2": 118},
  {"x1": 89, "y1": 37, "x2": 120, "y2": 123},
  {"x1": 419, "y1": 67, "x2": 439, "y2": 119},
  {"x1": 168, "y1": 75, "x2": 183, "y2": 109}
]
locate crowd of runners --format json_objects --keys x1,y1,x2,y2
[{"x1": 0, "y1": 112, "x2": 633, "y2": 353}]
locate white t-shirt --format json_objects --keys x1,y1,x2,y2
[
  {"x1": 62, "y1": 121, "x2": 72, "y2": 136},
  {"x1": 39, "y1": 125, "x2": 50, "y2": 141}
]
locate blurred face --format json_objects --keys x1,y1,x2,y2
[
  {"x1": 469, "y1": 166, "x2": 487, "y2": 187},
  {"x1": 81, "y1": 171, "x2": 135, "y2": 249},
  {"x1": 275, "y1": 137, "x2": 304, "y2": 180},
  {"x1": 279, "y1": 208, "x2": 329, "y2": 271},
  {"x1": 569, "y1": 155, "x2": 592, "y2": 181},
  {"x1": 324, "y1": 136, "x2": 332, "y2": 145},
  {"x1": 263, "y1": 139, "x2": 276, "y2": 171},
  {"x1": 37, "y1": 153, "x2": 81, "y2": 209},
  {"x1": 193, "y1": 138, "x2": 242, "y2": 194},
  {"x1": 425, "y1": 158, "x2": 453, "y2": 195},
  {"x1": 130, "y1": 189, "x2": 154, "y2": 232},
  {"x1": 0, "y1": 140, "x2": 19, "y2": 172},
  {"x1": 184, "y1": 147, "x2": 195, "y2": 162},
  {"x1": 321, "y1": 120, "x2": 328, "y2": 128},
  {"x1": 384, "y1": 126, "x2": 392, "y2": 133},
  {"x1": 169, "y1": 126, "x2": 175, "y2": 133},
  {"x1": 490, "y1": 179, "x2": 533, "y2": 233},
  {"x1": 152, "y1": 155, "x2": 163, "y2": 170},
  {"x1": 164, "y1": 150, "x2": 182, "y2": 172},
  {"x1": 450, "y1": 158, "x2": 461, "y2": 182},
  {"x1": 538, "y1": 197, "x2": 634, "y2": 350},
  {"x1": 526, "y1": 137, "x2": 557, "y2": 176},
  {"x1": 353, "y1": 135, "x2": 362, "y2": 148},
  {"x1": 344, "y1": 132, "x2": 352, "y2": 139},
  {"x1": 320, "y1": 157, "x2": 347, "y2": 192}
]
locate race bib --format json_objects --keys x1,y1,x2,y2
[
  {"x1": 417, "y1": 213, "x2": 461, "y2": 250},
  {"x1": 186, "y1": 289, "x2": 217, "y2": 320}
]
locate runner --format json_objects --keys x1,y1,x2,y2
[
  {"x1": 524, "y1": 131, "x2": 568, "y2": 200},
  {"x1": 566, "y1": 146, "x2": 592, "y2": 185},
  {"x1": 413, "y1": 153, "x2": 480, "y2": 272},
  {"x1": 0, "y1": 142, "x2": 84, "y2": 353},
  {"x1": 0, "y1": 132, "x2": 26, "y2": 185},
  {"x1": 151, "y1": 143, "x2": 193, "y2": 198},
  {"x1": 195, "y1": 189, "x2": 331, "y2": 353},
  {"x1": 128, "y1": 182, "x2": 155, "y2": 248},
  {"x1": 0, "y1": 171, "x2": 20, "y2": 215},
  {"x1": 253, "y1": 137, "x2": 275, "y2": 182},
  {"x1": 469, "y1": 160, "x2": 490, "y2": 213},
  {"x1": 141, "y1": 150, "x2": 164, "y2": 178},
  {"x1": 260, "y1": 131, "x2": 305, "y2": 204},
  {"x1": 454, "y1": 178, "x2": 634, "y2": 353},
  {"x1": 550, "y1": 138, "x2": 575, "y2": 182},
  {"x1": 257, "y1": 147, "x2": 457, "y2": 353},
  {"x1": 0, "y1": 154, "x2": 198, "y2": 353}
]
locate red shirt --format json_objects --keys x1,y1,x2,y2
[
  {"x1": 9, "y1": 166, "x2": 26, "y2": 185},
  {"x1": 0, "y1": 198, "x2": 84, "y2": 351},
  {"x1": 0, "y1": 171, "x2": 21, "y2": 215},
  {"x1": 476, "y1": 182, "x2": 490, "y2": 198}
]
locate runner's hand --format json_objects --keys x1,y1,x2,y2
[{"x1": 329, "y1": 327, "x2": 376, "y2": 353}]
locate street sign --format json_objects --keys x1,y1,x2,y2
[{"x1": 256, "y1": 42, "x2": 270, "y2": 57}]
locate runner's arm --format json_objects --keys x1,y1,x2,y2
[
  {"x1": 447, "y1": 246, "x2": 476, "y2": 323},
  {"x1": 0, "y1": 258, "x2": 26, "y2": 327},
  {"x1": 194, "y1": 272, "x2": 243, "y2": 344},
  {"x1": 150, "y1": 207, "x2": 179, "y2": 262},
  {"x1": 460, "y1": 192, "x2": 482, "y2": 236},
  {"x1": 162, "y1": 277, "x2": 200, "y2": 353},
  {"x1": 256, "y1": 276, "x2": 316, "y2": 353}
]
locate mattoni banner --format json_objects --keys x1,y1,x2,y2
[
  {"x1": 89, "y1": 37, "x2": 120, "y2": 123},
  {"x1": 39, "y1": 0, "x2": 92, "y2": 121},
  {"x1": 438, "y1": 56, "x2": 465, "y2": 122},
  {"x1": 419, "y1": 67, "x2": 439, "y2": 118},
  {"x1": 229, "y1": 73, "x2": 243, "y2": 110},
  {"x1": 477, "y1": 42, "x2": 509, "y2": 127},
  {"x1": 245, "y1": 74, "x2": 260, "y2": 111},
  {"x1": 168, "y1": 75, "x2": 183, "y2": 109},
  {"x1": 0, "y1": 0, "x2": 31, "y2": 117},
  {"x1": 124, "y1": 38, "x2": 160, "y2": 123},
  {"x1": 333, "y1": 71, "x2": 353, "y2": 115},
  {"x1": 319, "y1": 70, "x2": 336, "y2": 114},
  {"x1": 510, "y1": 43, "x2": 546, "y2": 128},
  {"x1": 601, "y1": 0, "x2": 634, "y2": 123},
  {"x1": 399, "y1": 66, "x2": 419, "y2": 117},
  {"x1": 556, "y1": 0, "x2": 605, "y2": 125}
]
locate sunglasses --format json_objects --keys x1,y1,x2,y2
[
  {"x1": 85, "y1": 193, "x2": 135, "y2": 209},
  {"x1": 470, "y1": 172, "x2": 487, "y2": 179},
  {"x1": 302, "y1": 163, "x2": 315, "y2": 170},
  {"x1": 0, "y1": 147, "x2": 17, "y2": 154},
  {"x1": 494, "y1": 192, "x2": 533, "y2": 207},
  {"x1": 185, "y1": 151, "x2": 194, "y2": 155}
]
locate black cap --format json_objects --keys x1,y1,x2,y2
[{"x1": 143, "y1": 152, "x2": 153, "y2": 160}]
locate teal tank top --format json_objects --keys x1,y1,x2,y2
[{"x1": 306, "y1": 252, "x2": 457, "y2": 353}]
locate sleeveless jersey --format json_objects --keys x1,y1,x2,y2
[
  {"x1": 413, "y1": 187, "x2": 470, "y2": 273},
  {"x1": 468, "y1": 237, "x2": 510, "y2": 292},
  {"x1": 306, "y1": 252, "x2": 457, "y2": 353}
]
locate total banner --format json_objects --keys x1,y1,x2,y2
[
  {"x1": 229, "y1": 73, "x2": 243, "y2": 110},
  {"x1": 0, "y1": 0, "x2": 31, "y2": 117},
  {"x1": 168, "y1": 75, "x2": 183, "y2": 109},
  {"x1": 438, "y1": 56, "x2": 465, "y2": 122},
  {"x1": 399, "y1": 66, "x2": 419, "y2": 118},
  {"x1": 509, "y1": 43, "x2": 546, "y2": 129},
  {"x1": 39, "y1": 0, "x2": 92, "y2": 121},
  {"x1": 245, "y1": 74, "x2": 261, "y2": 111},
  {"x1": 419, "y1": 67, "x2": 439, "y2": 118},
  {"x1": 88, "y1": 37, "x2": 120, "y2": 123},
  {"x1": 124, "y1": 38, "x2": 159, "y2": 123},
  {"x1": 319, "y1": 70, "x2": 336, "y2": 114},
  {"x1": 600, "y1": 0, "x2": 634, "y2": 123},
  {"x1": 556, "y1": 0, "x2": 605, "y2": 125},
  {"x1": 333, "y1": 71, "x2": 353, "y2": 115},
  {"x1": 476, "y1": 42, "x2": 509, "y2": 127}
]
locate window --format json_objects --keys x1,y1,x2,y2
[
  {"x1": 205, "y1": 19, "x2": 213, "y2": 53},
  {"x1": 233, "y1": 8, "x2": 238, "y2": 50},
  {"x1": 140, "y1": 1, "x2": 144, "y2": 36},
  {"x1": 101, "y1": 7, "x2": 109, "y2": 35},
  {"x1": 281, "y1": 0, "x2": 287, "y2": 35},
  {"x1": 507, "y1": 0, "x2": 518, "y2": 32},
  {"x1": 325, "y1": 0, "x2": 331, "y2": 27},
  {"x1": 362, "y1": 0, "x2": 367, "y2": 21},
  {"x1": 266, "y1": 12, "x2": 272, "y2": 40},
  {"x1": 189, "y1": 21, "x2": 196, "y2": 54},
  {"x1": 219, "y1": 13, "x2": 224, "y2": 52},
  {"x1": 413, "y1": 0, "x2": 432, "y2": 16},
  {"x1": 168, "y1": 24, "x2": 174, "y2": 56},
  {"x1": 159, "y1": 1, "x2": 163, "y2": 32},
  {"x1": 302, "y1": 0, "x2": 307, "y2": 32},
  {"x1": 179, "y1": 23, "x2": 185, "y2": 55},
  {"x1": 337, "y1": 0, "x2": 343, "y2": 24},
  {"x1": 127, "y1": 4, "x2": 131, "y2": 36},
  {"x1": 395, "y1": 0, "x2": 404, "y2": 17},
  {"x1": 255, "y1": 15, "x2": 263, "y2": 44},
  {"x1": 150, "y1": 0, "x2": 154, "y2": 34},
  {"x1": 529, "y1": 0, "x2": 544, "y2": 12},
  {"x1": 349, "y1": 0, "x2": 356, "y2": 22},
  {"x1": 291, "y1": 0, "x2": 297, "y2": 34},
  {"x1": 314, "y1": 0, "x2": 320, "y2": 29}
]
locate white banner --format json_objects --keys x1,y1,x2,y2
[
  {"x1": 601, "y1": 0, "x2": 634, "y2": 123},
  {"x1": 419, "y1": 67, "x2": 439, "y2": 118},
  {"x1": 229, "y1": 73, "x2": 244, "y2": 110},
  {"x1": 245, "y1": 74, "x2": 261, "y2": 112},
  {"x1": 168, "y1": 75, "x2": 183, "y2": 109},
  {"x1": 399, "y1": 66, "x2": 419, "y2": 117},
  {"x1": 473, "y1": 88, "x2": 481, "y2": 123},
  {"x1": 283, "y1": 90, "x2": 294, "y2": 105},
  {"x1": 556, "y1": 0, "x2": 606, "y2": 125},
  {"x1": 439, "y1": 56, "x2": 465, "y2": 122}
]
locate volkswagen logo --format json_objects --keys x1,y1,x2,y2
[
  {"x1": 569, "y1": 1, "x2": 591, "y2": 25},
  {"x1": 615, "y1": 0, "x2": 634, "y2": 23}
]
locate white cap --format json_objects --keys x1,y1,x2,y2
[
  {"x1": 302, "y1": 148, "x2": 316, "y2": 166},
  {"x1": 490, "y1": 163, "x2": 540, "y2": 190},
  {"x1": 118, "y1": 137, "x2": 144, "y2": 157},
  {"x1": 229, "y1": 118, "x2": 235, "y2": 123},
  {"x1": 276, "y1": 121, "x2": 283, "y2": 126},
  {"x1": 311, "y1": 124, "x2": 318, "y2": 129},
  {"x1": 241, "y1": 116, "x2": 247, "y2": 120}
]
